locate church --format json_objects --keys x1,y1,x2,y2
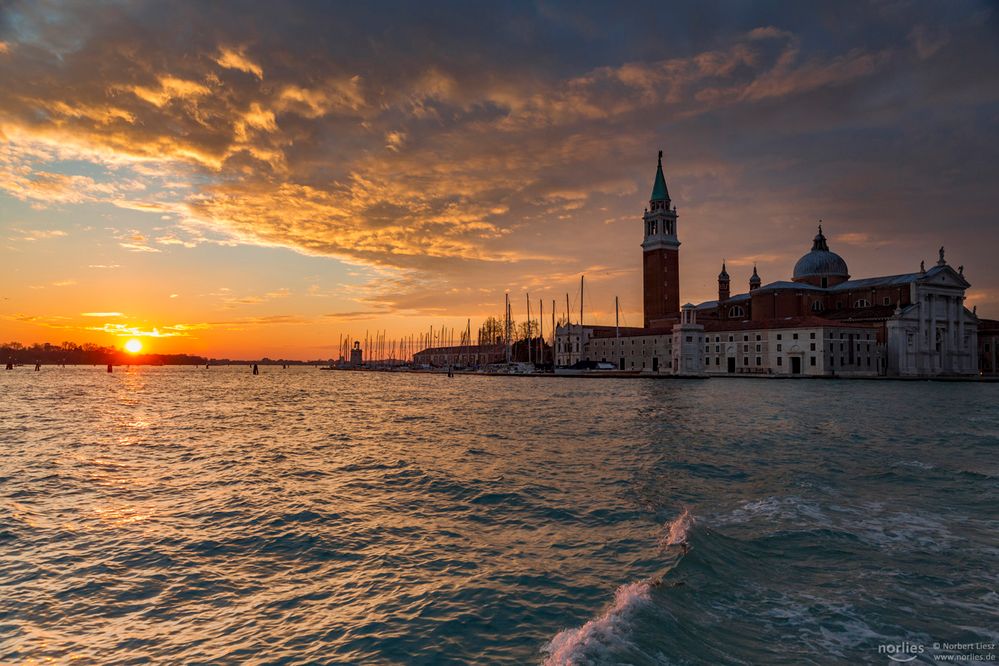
[{"x1": 555, "y1": 152, "x2": 985, "y2": 378}]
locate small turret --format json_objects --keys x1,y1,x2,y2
[
  {"x1": 749, "y1": 264, "x2": 761, "y2": 291},
  {"x1": 718, "y1": 261, "x2": 730, "y2": 302}
]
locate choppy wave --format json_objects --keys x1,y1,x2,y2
[
  {"x1": 2, "y1": 367, "x2": 997, "y2": 664},
  {"x1": 542, "y1": 580, "x2": 654, "y2": 666},
  {"x1": 657, "y1": 506, "x2": 693, "y2": 551},
  {"x1": 542, "y1": 508, "x2": 694, "y2": 665}
]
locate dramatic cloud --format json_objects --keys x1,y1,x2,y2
[
  {"x1": 215, "y1": 46, "x2": 264, "y2": 79},
  {"x1": 2, "y1": 0, "x2": 999, "y2": 343},
  {"x1": 85, "y1": 322, "x2": 210, "y2": 338}
]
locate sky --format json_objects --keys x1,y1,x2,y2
[{"x1": 2, "y1": 0, "x2": 998, "y2": 359}]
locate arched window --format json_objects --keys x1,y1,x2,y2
[
  {"x1": 854, "y1": 298, "x2": 871, "y2": 308},
  {"x1": 728, "y1": 305, "x2": 745, "y2": 318},
  {"x1": 811, "y1": 301, "x2": 824, "y2": 312}
]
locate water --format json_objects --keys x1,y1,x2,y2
[{"x1": 1, "y1": 367, "x2": 997, "y2": 664}]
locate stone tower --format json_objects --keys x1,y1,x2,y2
[
  {"x1": 642, "y1": 150, "x2": 680, "y2": 327},
  {"x1": 718, "y1": 261, "x2": 730, "y2": 302}
]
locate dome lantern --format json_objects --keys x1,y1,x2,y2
[{"x1": 792, "y1": 224, "x2": 850, "y2": 287}]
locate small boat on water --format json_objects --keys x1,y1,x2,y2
[{"x1": 554, "y1": 360, "x2": 641, "y2": 376}]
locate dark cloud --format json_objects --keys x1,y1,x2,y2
[{"x1": 2, "y1": 0, "x2": 999, "y2": 315}]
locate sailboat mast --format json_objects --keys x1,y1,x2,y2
[
  {"x1": 551, "y1": 299, "x2": 556, "y2": 365},
  {"x1": 580, "y1": 275, "x2": 584, "y2": 328},
  {"x1": 539, "y1": 298, "x2": 544, "y2": 366},
  {"x1": 616, "y1": 296, "x2": 619, "y2": 338},
  {"x1": 505, "y1": 292, "x2": 511, "y2": 363},
  {"x1": 526, "y1": 293, "x2": 532, "y2": 365}
]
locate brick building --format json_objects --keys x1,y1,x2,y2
[{"x1": 555, "y1": 152, "x2": 982, "y2": 377}]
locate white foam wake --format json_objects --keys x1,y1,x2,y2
[
  {"x1": 658, "y1": 506, "x2": 694, "y2": 551},
  {"x1": 542, "y1": 509, "x2": 694, "y2": 665},
  {"x1": 542, "y1": 580, "x2": 652, "y2": 666}
]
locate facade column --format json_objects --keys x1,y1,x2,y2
[
  {"x1": 929, "y1": 293, "x2": 936, "y2": 373},
  {"x1": 920, "y1": 291, "x2": 928, "y2": 362},
  {"x1": 942, "y1": 294, "x2": 950, "y2": 372},
  {"x1": 957, "y1": 296, "x2": 964, "y2": 352},
  {"x1": 950, "y1": 296, "x2": 955, "y2": 357},
  {"x1": 953, "y1": 296, "x2": 960, "y2": 365}
]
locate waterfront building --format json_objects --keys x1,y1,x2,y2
[
  {"x1": 555, "y1": 152, "x2": 981, "y2": 377},
  {"x1": 412, "y1": 344, "x2": 506, "y2": 368}
]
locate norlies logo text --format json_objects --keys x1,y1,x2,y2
[{"x1": 879, "y1": 641, "x2": 925, "y2": 662}]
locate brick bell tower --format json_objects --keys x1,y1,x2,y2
[{"x1": 642, "y1": 150, "x2": 680, "y2": 327}]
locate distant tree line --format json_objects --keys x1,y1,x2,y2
[
  {"x1": 475, "y1": 316, "x2": 552, "y2": 363},
  {"x1": 1, "y1": 341, "x2": 207, "y2": 366},
  {"x1": 477, "y1": 316, "x2": 542, "y2": 345},
  {"x1": 0, "y1": 341, "x2": 333, "y2": 366}
]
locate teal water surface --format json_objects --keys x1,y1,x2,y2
[{"x1": 1, "y1": 368, "x2": 997, "y2": 664}]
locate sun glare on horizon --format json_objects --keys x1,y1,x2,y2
[{"x1": 124, "y1": 339, "x2": 143, "y2": 354}]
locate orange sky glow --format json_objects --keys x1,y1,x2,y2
[{"x1": 2, "y1": 3, "x2": 998, "y2": 359}]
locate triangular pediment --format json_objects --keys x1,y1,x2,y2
[{"x1": 918, "y1": 265, "x2": 970, "y2": 289}]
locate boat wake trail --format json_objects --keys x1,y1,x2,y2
[
  {"x1": 542, "y1": 581, "x2": 653, "y2": 666},
  {"x1": 658, "y1": 506, "x2": 693, "y2": 552},
  {"x1": 541, "y1": 508, "x2": 694, "y2": 666}
]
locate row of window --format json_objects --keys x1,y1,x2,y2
[
  {"x1": 709, "y1": 356, "x2": 819, "y2": 367},
  {"x1": 735, "y1": 296, "x2": 896, "y2": 316},
  {"x1": 706, "y1": 342, "x2": 877, "y2": 358},
  {"x1": 569, "y1": 331, "x2": 874, "y2": 355},
  {"x1": 599, "y1": 358, "x2": 673, "y2": 369},
  {"x1": 811, "y1": 296, "x2": 894, "y2": 311},
  {"x1": 705, "y1": 354, "x2": 873, "y2": 369}
]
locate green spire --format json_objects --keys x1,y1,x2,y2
[{"x1": 651, "y1": 149, "x2": 670, "y2": 202}]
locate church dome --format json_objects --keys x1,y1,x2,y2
[{"x1": 792, "y1": 226, "x2": 849, "y2": 282}]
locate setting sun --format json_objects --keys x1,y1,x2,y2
[{"x1": 124, "y1": 339, "x2": 143, "y2": 354}]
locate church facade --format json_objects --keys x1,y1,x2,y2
[{"x1": 555, "y1": 152, "x2": 982, "y2": 378}]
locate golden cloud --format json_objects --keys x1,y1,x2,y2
[
  {"x1": 0, "y1": 18, "x2": 924, "y2": 320},
  {"x1": 15, "y1": 228, "x2": 67, "y2": 241},
  {"x1": 216, "y1": 46, "x2": 264, "y2": 79},
  {"x1": 275, "y1": 78, "x2": 366, "y2": 118},
  {"x1": 86, "y1": 322, "x2": 211, "y2": 337},
  {"x1": 129, "y1": 75, "x2": 212, "y2": 108}
]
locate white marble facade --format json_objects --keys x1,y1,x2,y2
[{"x1": 885, "y1": 262, "x2": 978, "y2": 376}]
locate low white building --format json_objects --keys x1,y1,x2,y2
[{"x1": 556, "y1": 315, "x2": 881, "y2": 377}]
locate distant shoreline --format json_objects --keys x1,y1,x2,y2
[{"x1": 7, "y1": 363, "x2": 997, "y2": 382}]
